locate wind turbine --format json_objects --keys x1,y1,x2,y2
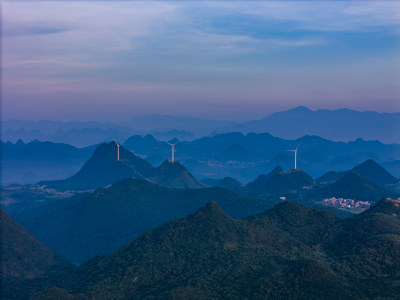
[
  {"x1": 113, "y1": 139, "x2": 120, "y2": 161},
  {"x1": 168, "y1": 142, "x2": 177, "y2": 163},
  {"x1": 287, "y1": 144, "x2": 300, "y2": 169}
]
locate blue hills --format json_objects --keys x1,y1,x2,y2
[
  {"x1": 38, "y1": 142, "x2": 155, "y2": 191},
  {"x1": 318, "y1": 159, "x2": 400, "y2": 188},
  {"x1": 2, "y1": 128, "x2": 400, "y2": 186},
  {"x1": 16, "y1": 178, "x2": 278, "y2": 264},
  {"x1": 3, "y1": 106, "x2": 400, "y2": 145}
]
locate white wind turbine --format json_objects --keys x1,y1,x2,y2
[
  {"x1": 168, "y1": 142, "x2": 177, "y2": 163},
  {"x1": 287, "y1": 144, "x2": 300, "y2": 169},
  {"x1": 113, "y1": 139, "x2": 120, "y2": 161}
]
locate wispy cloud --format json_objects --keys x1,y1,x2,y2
[
  {"x1": 2, "y1": 1, "x2": 400, "y2": 120},
  {"x1": 205, "y1": 1, "x2": 400, "y2": 32},
  {"x1": 267, "y1": 38, "x2": 323, "y2": 47},
  {"x1": 3, "y1": 60, "x2": 39, "y2": 68}
]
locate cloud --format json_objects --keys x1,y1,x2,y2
[
  {"x1": 267, "y1": 38, "x2": 323, "y2": 47},
  {"x1": 205, "y1": 1, "x2": 400, "y2": 32},
  {"x1": 2, "y1": 1, "x2": 400, "y2": 120},
  {"x1": 2, "y1": 60, "x2": 39, "y2": 68},
  {"x1": 3, "y1": 25, "x2": 69, "y2": 37}
]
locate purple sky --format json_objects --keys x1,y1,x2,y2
[{"x1": 2, "y1": 1, "x2": 400, "y2": 122}]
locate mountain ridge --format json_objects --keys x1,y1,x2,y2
[
  {"x1": 36, "y1": 198, "x2": 400, "y2": 299},
  {"x1": 243, "y1": 168, "x2": 314, "y2": 196},
  {"x1": 148, "y1": 160, "x2": 207, "y2": 189},
  {"x1": 3, "y1": 106, "x2": 400, "y2": 145},
  {"x1": 318, "y1": 172, "x2": 394, "y2": 202},
  {"x1": 18, "y1": 178, "x2": 278, "y2": 263},
  {"x1": 238, "y1": 106, "x2": 400, "y2": 143},
  {"x1": 318, "y1": 159, "x2": 399, "y2": 189},
  {"x1": 38, "y1": 142, "x2": 155, "y2": 191},
  {"x1": 0, "y1": 208, "x2": 73, "y2": 299}
]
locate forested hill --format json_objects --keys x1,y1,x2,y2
[{"x1": 36, "y1": 198, "x2": 400, "y2": 299}]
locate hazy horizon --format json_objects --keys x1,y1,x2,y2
[
  {"x1": 2, "y1": 1, "x2": 400, "y2": 122},
  {"x1": 3, "y1": 105, "x2": 400, "y2": 123}
]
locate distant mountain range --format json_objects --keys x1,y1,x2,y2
[
  {"x1": 150, "y1": 129, "x2": 195, "y2": 142},
  {"x1": 1, "y1": 140, "x2": 94, "y2": 186},
  {"x1": 3, "y1": 137, "x2": 398, "y2": 219},
  {"x1": 122, "y1": 132, "x2": 400, "y2": 182},
  {"x1": 32, "y1": 140, "x2": 399, "y2": 196},
  {"x1": 27, "y1": 198, "x2": 400, "y2": 299},
  {"x1": 2, "y1": 136, "x2": 398, "y2": 220},
  {"x1": 205, "y1": 160, "x2": 399, "y2": 214},
  {"x1": 3, "y1": 106, "x2": 400, "y2": 147},
  {"x1": 1, "y1": 120, "x2": 134, "y2": 147},
  {"x1": 2, "y1": 126, "x2": 400, "y2": 186},
  {"x1": 235, "y1": 106, "x2": 400, "y2": 143}
]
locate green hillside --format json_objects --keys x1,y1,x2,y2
[
  {"x1": 0, "y1": 208, "x2": 72, "y2": 299},
  {"x1": 19, "y1": 179, "x2": 278, "y2": 264},
  {"x1": 320, "y1": 172, "x2": 395, "y2": 202},
  {"x1": 39, "y1": 198, "x2": 400, "y2": 299}
]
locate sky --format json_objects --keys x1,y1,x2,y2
[{"x1": 2, "y1": 1, "x2": 400, "y2": 122}]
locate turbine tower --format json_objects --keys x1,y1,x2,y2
[
  {"x1": 168, "y1": 142, "x2": 177, "y2": 163},
  {"x1": 113, "y1": 139, "x2": 120, "y2": 161},
  {"x1": 287, "y1": 144, "x2": 300, "y2": 169}
]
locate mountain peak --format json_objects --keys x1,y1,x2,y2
[
  {"x1": 16, "y1": 139, "x2": 25, "y2": 146},
  {"x1": 324, "y1": 171, "x2": 393, "y2": 202},
  {"x1": 244, "y1": 167, "x2": 314, "y2": 195},
  {"x1": 269, "y1": 166, "x2": 283, "y2": 174},
  {"x1": 149, "y1": 160, "x2": 206, "y2": 189},
  {"x1": 354, "y1": 159, "x2": 382, "y2": 170},
  {"x1": 89, "y1": 141, "x2": 129, "y2": 161},
  {"x1": 215, "y1": 177, "x2": 242, "y2": 191},
  {"x1": 144, "y1": 134, "x2": 157, "y2": 141},
  {"x1": 317, "y1": 159, "x2": 399, "y2": 187},
  {"x1": 188, "y1": 201, "x2": 232, "y2": 223},
  {"x1": 203, "y1": 200, "x2": 224, "y2": 212},
  {"x1": 289, "y1": 106, "x2": 312, "y2": 113},
  {"x1": 159, "y1": 159, "x2": 186, "y2": 171},
  {"x1": 39, "y1": 142, "x2": 155, "y2": 191},
  {"x1": 352, "y1": 159, "x2": 399, "y2": 185},
  {"x1": 364, "y1": 198, "x2": 400, "y2": 216}
]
